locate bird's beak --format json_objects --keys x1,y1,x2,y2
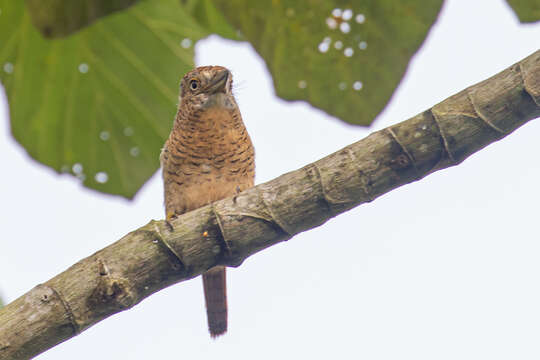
[{"x1": 208, "y1": 69, "x2": 229, "y2": 94}]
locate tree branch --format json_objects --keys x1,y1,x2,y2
[{"x1": 1, "y1": 50, "x2": 539, "y2": 360}]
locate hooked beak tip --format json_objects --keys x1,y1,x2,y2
[{"x1": 209, "y1": 69, "x2": 229, "y2": 94}]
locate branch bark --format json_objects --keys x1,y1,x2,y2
[{"x1": 1, "y1": 50, "x2": 539, "y2": 359}]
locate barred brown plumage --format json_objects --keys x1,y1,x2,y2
[{"x1": 161, "y1": 66, "x2": 255, "y2": 337}]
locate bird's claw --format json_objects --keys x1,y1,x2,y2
[{"x1": 165, "y1": 211, "x2": 176, "y2": 232}]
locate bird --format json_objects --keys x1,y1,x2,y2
[{"x1": 160, "y1": 66, "x2": 255, "y2": 337}]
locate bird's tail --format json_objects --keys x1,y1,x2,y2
[{"x1": 202, "y1": 266, "x2": 227, "y2": 338}]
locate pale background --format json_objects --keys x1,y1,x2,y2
[{"x1": 1, "y1": 1, "x2": 540, "y2": 359}]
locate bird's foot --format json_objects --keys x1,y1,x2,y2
[
  {"x1": 233, "y1": 185, "x2": 242, "y2": 204},
  {"x1": 165, "y1": 211, "x2": 176, "y2": 232}
]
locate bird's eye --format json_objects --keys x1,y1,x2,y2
[{"x1": 189, "y1": 79, "x2": 199, "y2": 90}]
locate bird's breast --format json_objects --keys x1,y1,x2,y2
[{"x1": 163, "y1": 105, "x2": 255, "y2": 208}]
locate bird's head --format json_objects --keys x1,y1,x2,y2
[{"x1": 178, "y1": 66, "x2": 236, "y2": 111}]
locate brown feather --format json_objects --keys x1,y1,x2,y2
[
  {"x1": 161, "y1": 66, "x2": 254, "y2": 337},
  {"x1": 202, "y1": 266, "x2": 227, "y2": 337}
]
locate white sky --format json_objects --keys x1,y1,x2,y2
[{"x1": 1, "y1": 1, "x2": 540, "y2": 359}]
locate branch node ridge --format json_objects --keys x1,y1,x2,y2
[
  {"x1": 152, "y1": 222, "x2": 186, "y2": 271},
  {"x1": 210, "y1": 203, "x2": 232, "y2": 257},
  {"x1": 466, "y1": 90, "x2": 507, "y2": 135},
  {"x1": 256, "y1": 186, "x2": 294, "y2": 236},
  {"x1": 387, "y1": 127, "x2": 420, "y2": 179},
  {"x1": 429, "y1": 108, "x2": 457, "y2": 165},
  {"x1": 45, "y1": 284, "x2": 80, "y2": 334}
]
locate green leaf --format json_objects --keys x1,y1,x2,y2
[
  {"x1": 183, "y1": 0, "x2": 240, "y2": 41},
  {"x1": 2, "y1": 0, "x2": 445, "y2": 198},
  {"x1": 505, "y1": 0, "x2": 540, "y2": 23},
  {"x1": 0, "y1": 0, "x2": 208, "y2": 198},
  {"x1": 25, "y1": 0, "x2": 139, "y2": 38},
  {"x1": 205, "y1": 0, "x2": 443, "y2": 126}
]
